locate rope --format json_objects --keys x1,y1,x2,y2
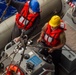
[
  {"x1": 27, "y1": 44, "x2": 76, "y2": 52},
  {"x1": 0, "y1": 0, "x2": 11, "y2": 23},
  {"x1": 29, "y1": 32, "x2": 41, "y2": 40}
]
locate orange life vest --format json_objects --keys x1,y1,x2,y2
[
  {"x1": 15, "y1": 2, "x2": 39, "y2": 30},
  {"x1": 43, "y1": 21, "x2": 66, "y2": 47},
  {"x1": 5, "y1": 64, "x2": 24, "y2": 75}
]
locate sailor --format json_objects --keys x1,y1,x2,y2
[
  {"x1": 37, "y1": 15, "x2": 66, "y2": 75},
  {"x1": 5, "y1": 0, "x2": 41, "y2": 42}
]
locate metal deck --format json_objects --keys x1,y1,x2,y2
[{"x1": 65, "y1": 23, "x2": 76, "y2": 53}]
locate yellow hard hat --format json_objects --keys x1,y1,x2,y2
[{"x1": 49, "y1": 15, "x2": 61, "y2": 27}]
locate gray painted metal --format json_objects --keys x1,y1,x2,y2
[{"x1": 3, "y1": 43, "x2": 55, "y2": 75}]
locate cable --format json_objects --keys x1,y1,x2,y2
[
  {"x1": 71, "y1": 17, "x2": 76, "y2": 24},
  {"x1": 27, "y1": 44, "x2": 76, "y2": 52},
  {"x1": 0, "y1": 0, "x2": 11, "y2": 23},
  {"x1": 1, "y1": 45, "x2": 20, "y2": 75}
]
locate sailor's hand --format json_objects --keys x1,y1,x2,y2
[
  {"x1": 37, "y1": 37, "x2": 42, "y2": 43},
  {"x1": 48, "y1": 48, "x2": 54, "y2": 53},
  {"x1": 13, "y1": 37, "x2": 21, "y2": 43}
]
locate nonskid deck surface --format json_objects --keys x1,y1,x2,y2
[{"x1": 65, "y1": 22, "x2": 76, "y2": 53}]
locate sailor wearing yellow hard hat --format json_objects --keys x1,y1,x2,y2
[
  {"x1": 37, "y1": 15, "x2": 66, "y2": 75},
  {"x1": 49, "y1": 15, "x2": 61, "y2": 28}
]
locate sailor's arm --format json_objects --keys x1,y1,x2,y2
[{"x1": 37, "y1": 23, "x2": 48, "y2": 43}]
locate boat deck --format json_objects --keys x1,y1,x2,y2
[{"x1": 64, "y1": 22, "x2": 76, "y2": 53}]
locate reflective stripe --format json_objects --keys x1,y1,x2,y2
[
  {"x1": 17, "y1": 72, "x2": 21, "y2": 75},
  {"x1": 19, "y1": 16, "x2": 29, "y2": 25},
  {"x1": 19, "y1": 16, "x2": 24, "y2": 23},
  {"x1": 44, "y1": 34, "x2": 48, "y2": 40},
  {"x1": 60, "y1": 22, "x2": 64, "y2": 28},
  {"x1": 44, "y1": 34, "x2": 53, "y2": 43},
  {"x1": 25, "y1": 19, "x2": 29, "y2": 25},
  {"x1": 48, "y1": 37, "x2": 52, "y2": 42}
]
